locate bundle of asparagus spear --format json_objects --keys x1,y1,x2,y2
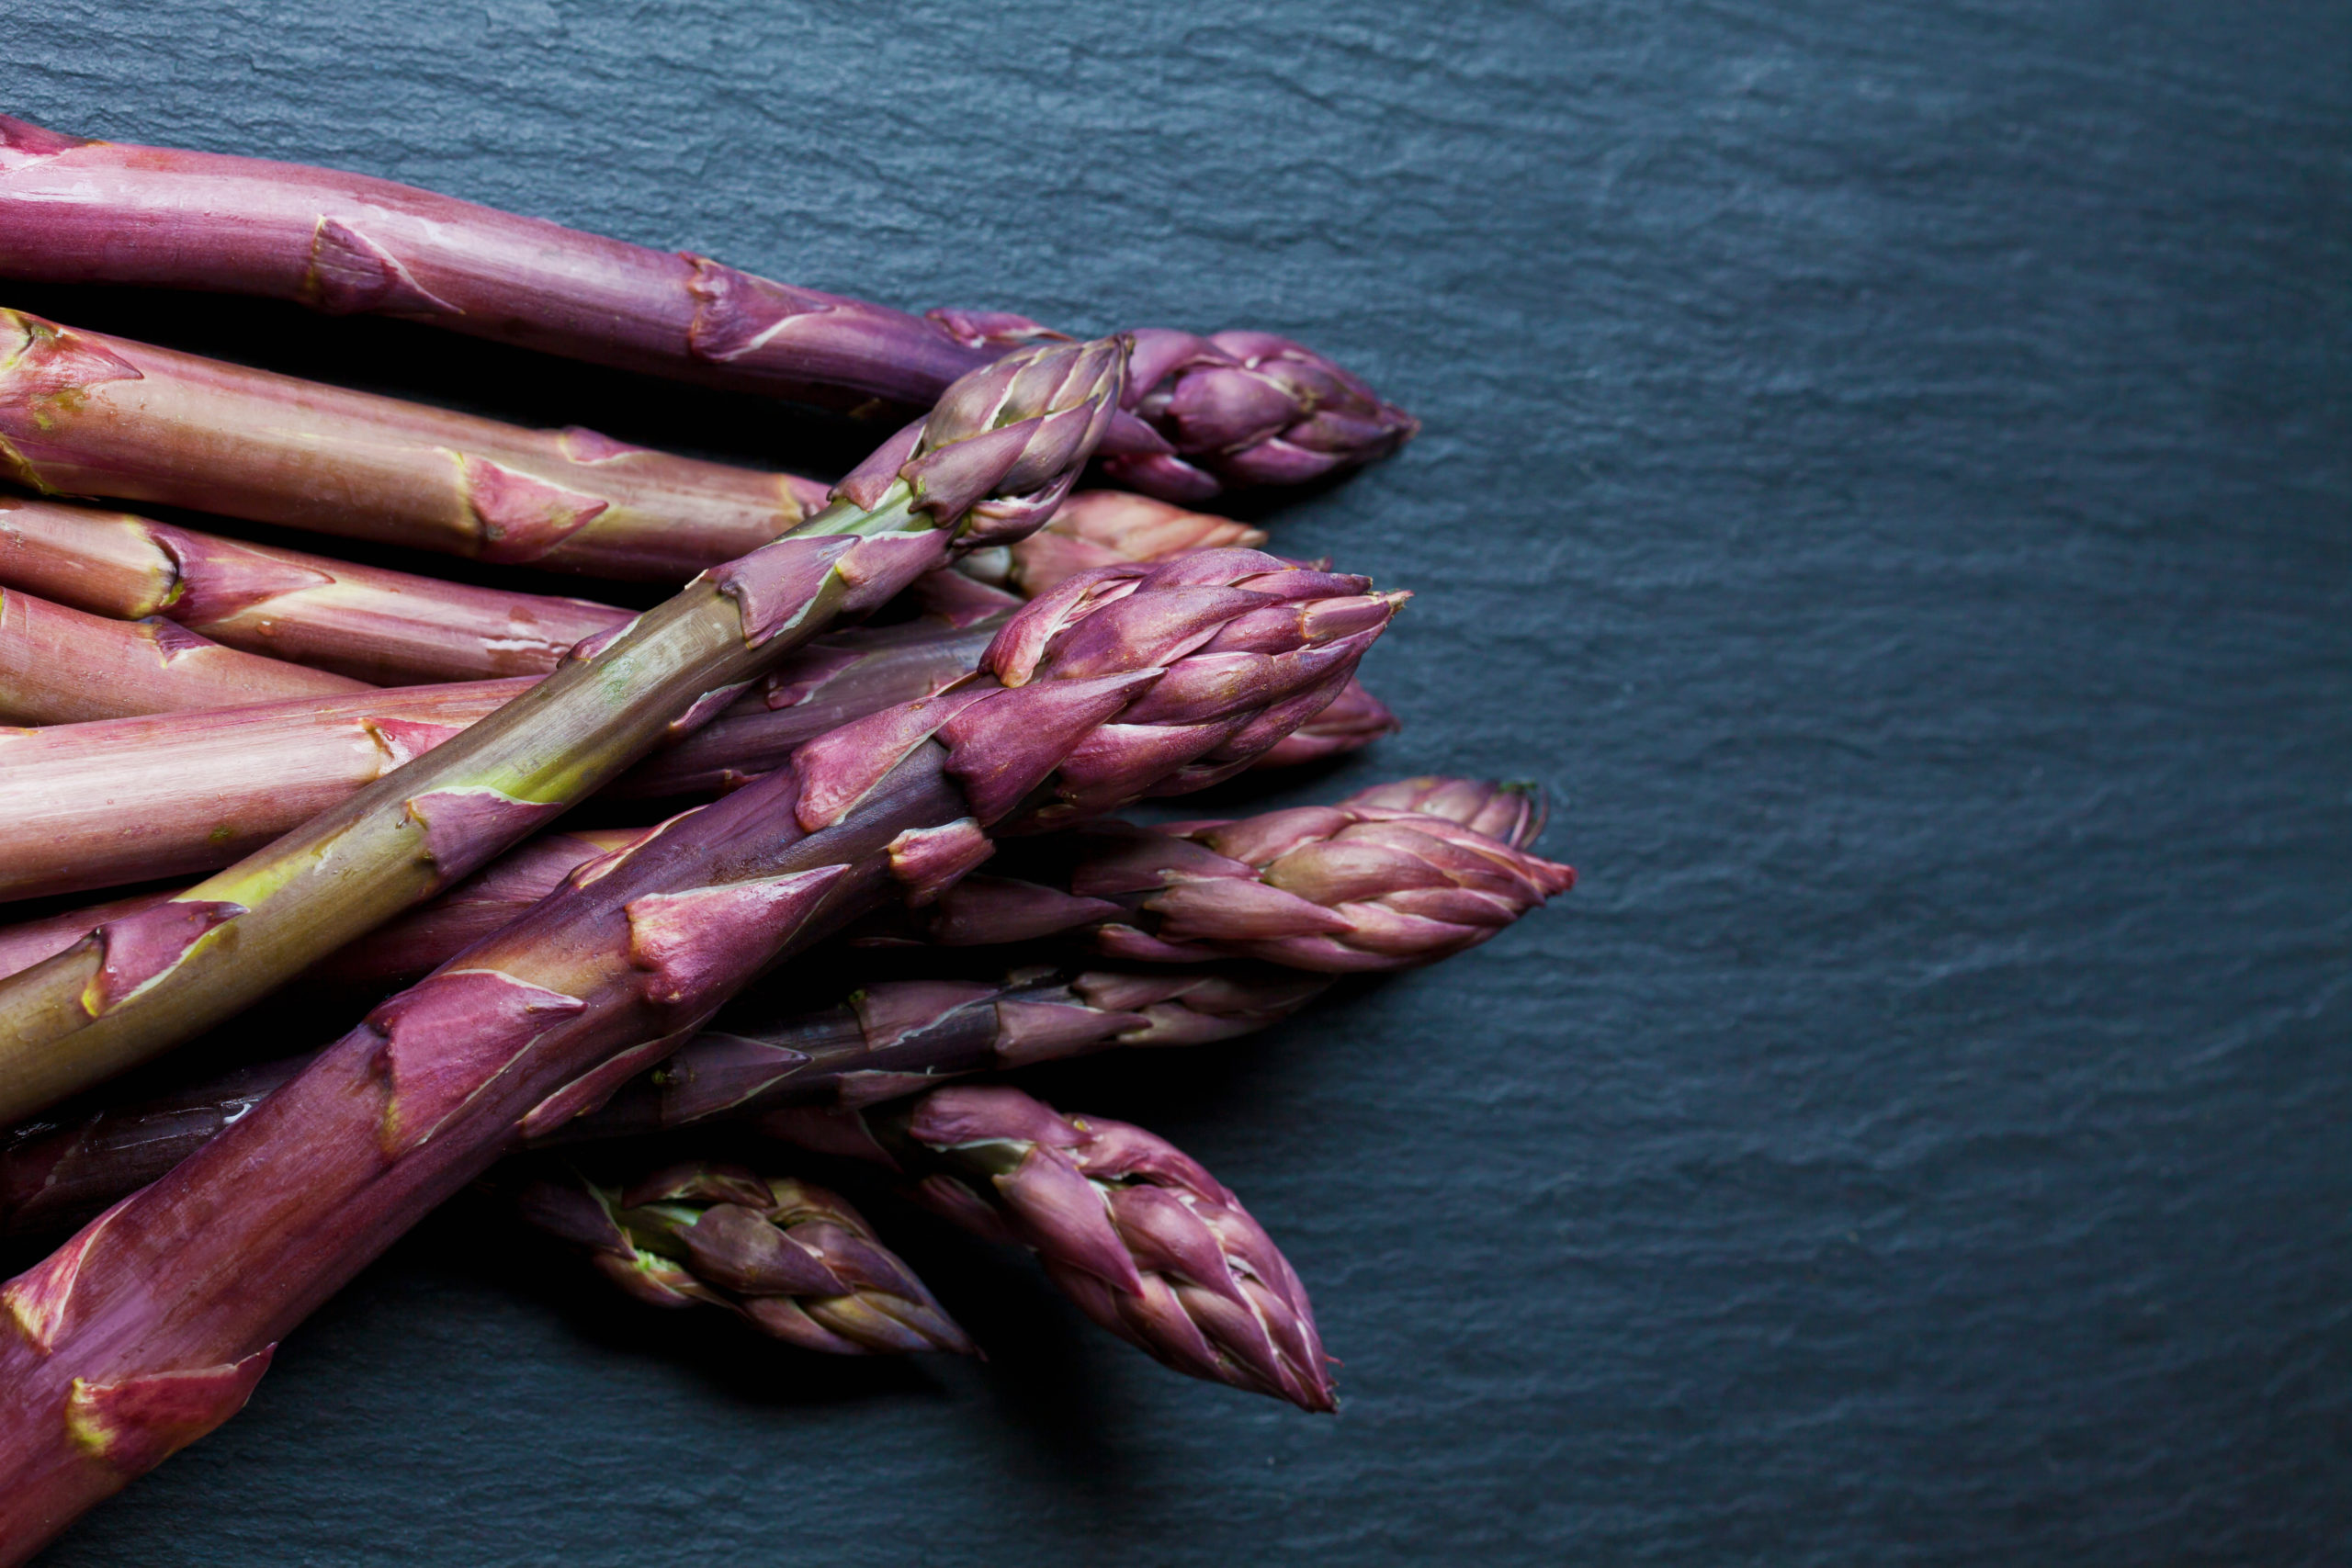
[{"x1": 0, "y1": 112, "x2": 1569, "y2": 1559}]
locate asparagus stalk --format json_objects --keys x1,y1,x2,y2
[
  {"x1": 765, "y1": 1084, "x2": 1334, "y2": 1409},
  {"x1": 0, "y1": 547, "x2": 1394, "y2": 1554},
  {"x1": 0, "y1": 962, "x2": 1326, "y2": 1238},
  {"x1": 0, "y1": 309, "x2": 831, "y2": 581},
  {"x1": 0, "y1": 113, "x2": 1417, "y2": 502},
  {"x1": 0, "y1": 335, "x2": 1129, "y2": 1123},
  {"x1": 0, "y1": 494, "x2": 635, "y2": 682},
  {"x1": 513, "y1": 1162, "x2": 971, "y2": 1356},
  {"x1": 0, "y1": 585, "x2": 368, "y2": 723},
  {"x1": 868, "y1": 778, "x2": 1573, "y2": 970}
]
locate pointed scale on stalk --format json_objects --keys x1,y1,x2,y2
[
  {"x1": 0, "y1": 115, "x2": 1414, "y2": 502},
  {"x1": 0, "y1": 544, "x2": 1397, "y2": 1556},
  {"x1": 0, "y1": 333, "x2": 1130, "y2": 1124},
  {"x1": 513, "y1": 1163, "x2": 971, "y2": 1356},
  {"x1": 764, "y1": 1083, "x2": 1334, "y2": 1410}
]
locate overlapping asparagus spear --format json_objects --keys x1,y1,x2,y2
[
  {"x1": 0, "y1": 546, "x2": 1396, "y2": 1555},
  {"x1": 513, "y1": 1162, "x2": 972, "y2": 1356},
  {"x1": 768, "y1": 1084, "x2": 1335, "y2": 1409},
  {"x1": 0, "y1": 309, "x2": 831, "y2": 581},
  {"x1": 0, "y1": 335, "x2": 1129, "y2": 1123},
  {"x1": 874, "y1": 778, "x2": 1571, "y2": 970},
  {"x1": 0, "y1": 113, "x2": 1416, "y2": 502},
  {"x1": 0, "y1": 585, "x2": 368, "y2": 722},
  {"x1": 0, "y1": 494, "x2": 635, "y2": 682},
  {"x1": 0, "y1": 961, "x2": 1326, "y2": 1237}
]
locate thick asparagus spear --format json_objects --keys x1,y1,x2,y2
[
  {"x1": 766, "y1": 1084, "x2": 1334, "y2": 1409},
  {"x1": 0, "y1": 585, "x2": 368, "y2": 722},
  {"x1": 0, "y1": 309, "x2": 831, "y2": 581},
  {"x1": 0, "y1": 547, "x2": 1394, "y2": 1555},
  {"x1": 0, "y1": 335, "x2": 1128, "y2": 1122},
  {"x1": 0, "y1": 113, "x2": 1416, "y2": 502},
  {"x1": 513, "y1": 1162, "x2": 971, "y2": 1356},
  {"x1": 0, "y1": 494, "x2": 634, "y2": 682}
]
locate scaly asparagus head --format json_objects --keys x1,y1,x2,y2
[
  {"x1": 514, "y1": 1162, "x2": 971, "y2": 1356},
  {"x1": 766, "y1": 1083, "x2": 1333, "y2": 1410},
  {"x1": 1076, "y1": 795, "x2": 1572, "y2": 971},
  {"x1": 903, "y1": 776, "x2": 1567, "y2": 971},
  {"x1": 1102, "y1": 328, "x2": 1419, "y2": 502}
]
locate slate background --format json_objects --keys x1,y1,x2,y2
[{"x1": 6, "y1": 1, "x2": 2349, "y2": 1562}]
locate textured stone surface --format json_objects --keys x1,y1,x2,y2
[{"x1": 6, "y1": 0, "x2": 2350, "y2": 1562}]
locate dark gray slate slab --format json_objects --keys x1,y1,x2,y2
[{"x1": 6, "y1": 1, "x2": 2348, "y2": 1562}]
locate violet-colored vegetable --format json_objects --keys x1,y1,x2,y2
[
  {"x1": 0, "y1": 308, "x2": 830, "y2": 581},
  {"x1": 0, "y1": 113, "x2": 1417, "y2": 502},
  {"x1": 0, "y1": 335, "x2": 1129, "y2": 1122},
  {"x1": 514, "y1": 1162, "x2": 971, "y2": 1356},
  {"x1": 0, "y1": 546, "x2": 1396, "y2": 1555},
  {"x1": 766, "y1": 1083, "x2": 1335, "y2": 1410},
  {"x1": 882, "y1": 778, "x2": 1572, "y2": 970},
  {"x1": 0, "y1": 584, "x2": 368, "y2": 723},
  {"x1": 0, "y1": 494, "x2": 635, "y2": 683}
]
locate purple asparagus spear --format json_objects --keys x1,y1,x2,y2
[
  {"x1": 765, "y1": 1083, "x2": 1334, "y2": 1410},
  {"x1": 0, "y1": 546, "x2": 1396, "y2": 1555},
  {"x1": 0, "y1": 113, "x2": 1416, "y2": 502},
  {"x1": 514, "y1": 1162, "x2": 971, "y2": 1356}
]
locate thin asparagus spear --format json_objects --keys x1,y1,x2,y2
[
  {"x1": 0, "y1": 335, "x2": 1129, "y2": 1122},
  {"x1": 0, "y1": 113, "x2": 1416, "y2": 502},
  {"x1": 766, "y1": 1084, "x2": 1334, "y2": 1409},
  {"x1": 0, "y1": 546, "x2": 1395, "y2": 1554},
  {"x1": 0, "y1": 494, "x2": 634, "y2": 682},
  {"x1": 866, "y1": 778, "x2": 1573, "y2": 970},
  {"x1": 0, "y1": 309, "x2": 831, "y2": 580},
  {"x1": 0, "y1": 962, "x2": 1327, "y2": 1237},
  {"x1": 0, "y1": 586, "x2": 368, "y2": 722},
  {"x1": 514, "y1": 1163, "x2": 971, "y2": 1355}
]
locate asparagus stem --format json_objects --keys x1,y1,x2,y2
[
  {"x1": 0, "y1": 114, "x2": 1417, "y2": 502},
  {"x1": 0, "y1": 336, "x2": 1129, "y2": 1123},
  {"x1": 0, "y1": 585, "x2": 368, "y2": 723},
  {"x1": 0, "y1": 309, "x2": 831, "y2": 581},
  {"x1": 0, "y1": 494, "x2": 636, "y2": 683},
  {"x1": 860, "y1": 778, "x2": 1573, "y2": 970},
  {"x1": 0, "y1": 961, "x2": 1327, "y2": 1239},
  {"x1": 0, "y1": 546, "x2": 1395, "y2": 1555}
]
